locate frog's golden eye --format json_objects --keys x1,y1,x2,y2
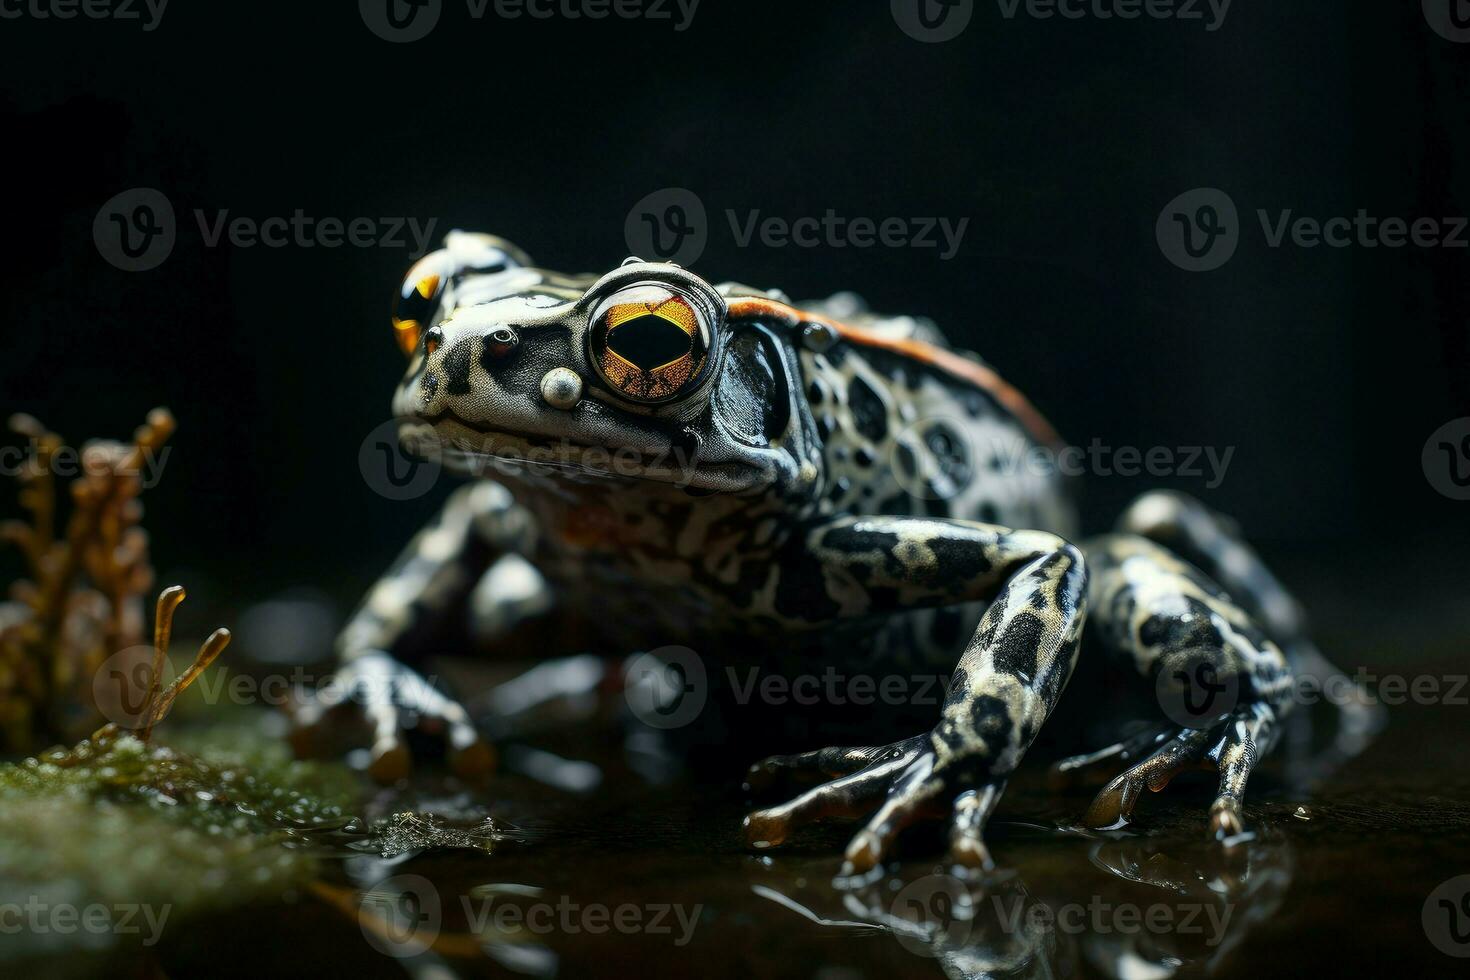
[
  {"x1": 392, "y1": 251, "x2": 451, "y2": 356},
  {"x1": 588, "y1": 284, "x2": 715, "y2": 403}
]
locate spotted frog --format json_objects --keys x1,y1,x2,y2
[{"x1": 296, "y1": 231, "x2": 1369, "y2": 875}]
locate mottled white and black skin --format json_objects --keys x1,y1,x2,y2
[{"x1": 301, "y1": 231, "x2": 1362, "y2": 874}]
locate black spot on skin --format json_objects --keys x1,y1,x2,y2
[
  {"x1": 929, "y1": 536, "x2": 992, "y2": 585},
  {"x1": 978, "y1": 503, "x2": 1000, "y2": 524},
  {"x1": 443, "y1": 343, "x2": 473, "y2": 395},
  {"x1": 422, "y1": 372, "x2": 439, "y2": 400},
  {"x1": 822, "y1": 526, "x2": 900, "y2": 555},
  {"x1": 1138, "y1": 598, "x2": 1219, "y2": 651},
  {"x1": 854, "y1": 447, "x2": 875, "y2": 467},
  {"x1": 807, "y1": 379, "x2": 826, "y2": 403},
  {"x1": 969, "y1": 695, "x2": 1013, "y2": 757},
  {"x1": 924, "y1": 496, "x2": 950, "y2": 518},
  {"x1": 848, "y1": 377, "x2": 888, "y2": 442},
  {"x1": 991, "y1": 610, "x2": 1045, "y2": 680},
  {"x1": 834, "y1": 476, "x2": 851, "y2": 495},
  {"x1": 832, "y1": 446, "x2": 848, "y2": 462}
]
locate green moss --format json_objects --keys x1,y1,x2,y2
[{"x1": 0, "y1": 723, "x2": 360, "y2": 918}]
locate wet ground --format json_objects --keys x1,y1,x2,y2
[
  {"x1": 138, "y1": 661, "x2": 1470, "y2": 979},
  {"x1": 14, "y1": 557, "x2": 1470, "y2": 979}
]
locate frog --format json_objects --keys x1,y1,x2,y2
[{"x1": 293, "y1": 230, "x2": 1370, "y2": 876}]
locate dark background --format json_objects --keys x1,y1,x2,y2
[{"x1": 2, "y1": 1, "x2": 1467, "y2": 627}]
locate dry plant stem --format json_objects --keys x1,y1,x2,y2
[
  {"x1": 143, "y1": 586, "x2": 187, "y2": 737},
  {"x1": 139, "y1": 627, "x2": 231, "y2": 740}
]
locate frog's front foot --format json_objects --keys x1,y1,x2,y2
[
  {"x1": 289, "y1": 651, "x2": 495, "y2": 783},
  {"x1": 744, "y1": 734, "x2": 1006, "y2": 875}
]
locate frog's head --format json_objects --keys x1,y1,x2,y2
[{"x1": 388, "y1": 235, "x2": 822, "y2": 501}]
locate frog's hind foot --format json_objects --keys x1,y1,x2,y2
[
  {"x1": 742, "y1": 736, "x2": 932, "y2": 850},
  {"x1": 1083, "y1": 705, "x2": 1274, "y2": 842},
  {"x1": 743, "y1": 737, "x2": 1008, "y2": 876},
  {"x1": 290, "y1": 651, "x2": 495, "y2": 783}
]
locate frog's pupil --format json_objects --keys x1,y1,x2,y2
[{"x1": 606, "y1": 314, "x2": 692, "y2": 371}]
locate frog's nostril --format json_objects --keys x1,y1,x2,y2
[
  {"x1": 484, "y1": 326, "x2": 521, "y2": 360},
  {"x1": 424, "y1": 326, "x2": 444, "y2": 356}
]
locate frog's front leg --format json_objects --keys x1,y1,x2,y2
[
  {"x1": 292, "y1": 481, "x2": 545, "y2": 782},
  {"x1": 744, "y1": 518, "x2": 1088, "y2": 874}
]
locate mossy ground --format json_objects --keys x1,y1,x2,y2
[{"x1": 0, "y1": 702, "x2": 360, "y2": 930}]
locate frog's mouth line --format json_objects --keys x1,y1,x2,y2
[{"x1": 408, "y1": 411, "x2": 766, "y2": 492}]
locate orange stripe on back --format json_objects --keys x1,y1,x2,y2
[{"x1": 726, "y1": 296, "x2": 1063, "y2": 449}]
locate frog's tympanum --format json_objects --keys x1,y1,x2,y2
[{"x1": 299, "y1": 231, "x2": 1360, "y2": 875}]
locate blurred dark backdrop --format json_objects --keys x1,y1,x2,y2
[{"x1": 2, "y1": 1, "x2": 1467, "y2": 627}]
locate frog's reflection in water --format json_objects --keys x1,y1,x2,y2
[{"x1": 751, "y1": 829, "x2": 1293, "y2": 979}]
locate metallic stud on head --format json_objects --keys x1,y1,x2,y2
[
  {"x1": 801, "y1": 321, "x2": 839, "y2": 353},
  {"x1": 540, "y1": 368, "x2": 583, "y2": 410}
]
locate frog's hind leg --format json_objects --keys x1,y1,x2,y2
[
  {"x1": 1117, "y1": 491, "x2": 1383, "y2": 779},
  {"x1": 1070, "y1": 531, "x2": 1293, "y2": 838},
  {"x1": 743, "y1": 517, "x2": 1089, "y2": 874}
]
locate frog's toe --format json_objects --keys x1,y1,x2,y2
[
  {"x1": 744, "y1": 736, "x2": 926, "y2": 794},
  {"x1": 1083, "y1": 725, "x2": 1216, "y2": 829},
  {"x1": 948, "y1": 783, "x2": 1004, "y2": 872},
  {"x1": 743, "y1": 738, "x2": 927, "y2": 849},
  {"x1": 836, "y1": 749, "x2": 968, "y2": 876}
]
